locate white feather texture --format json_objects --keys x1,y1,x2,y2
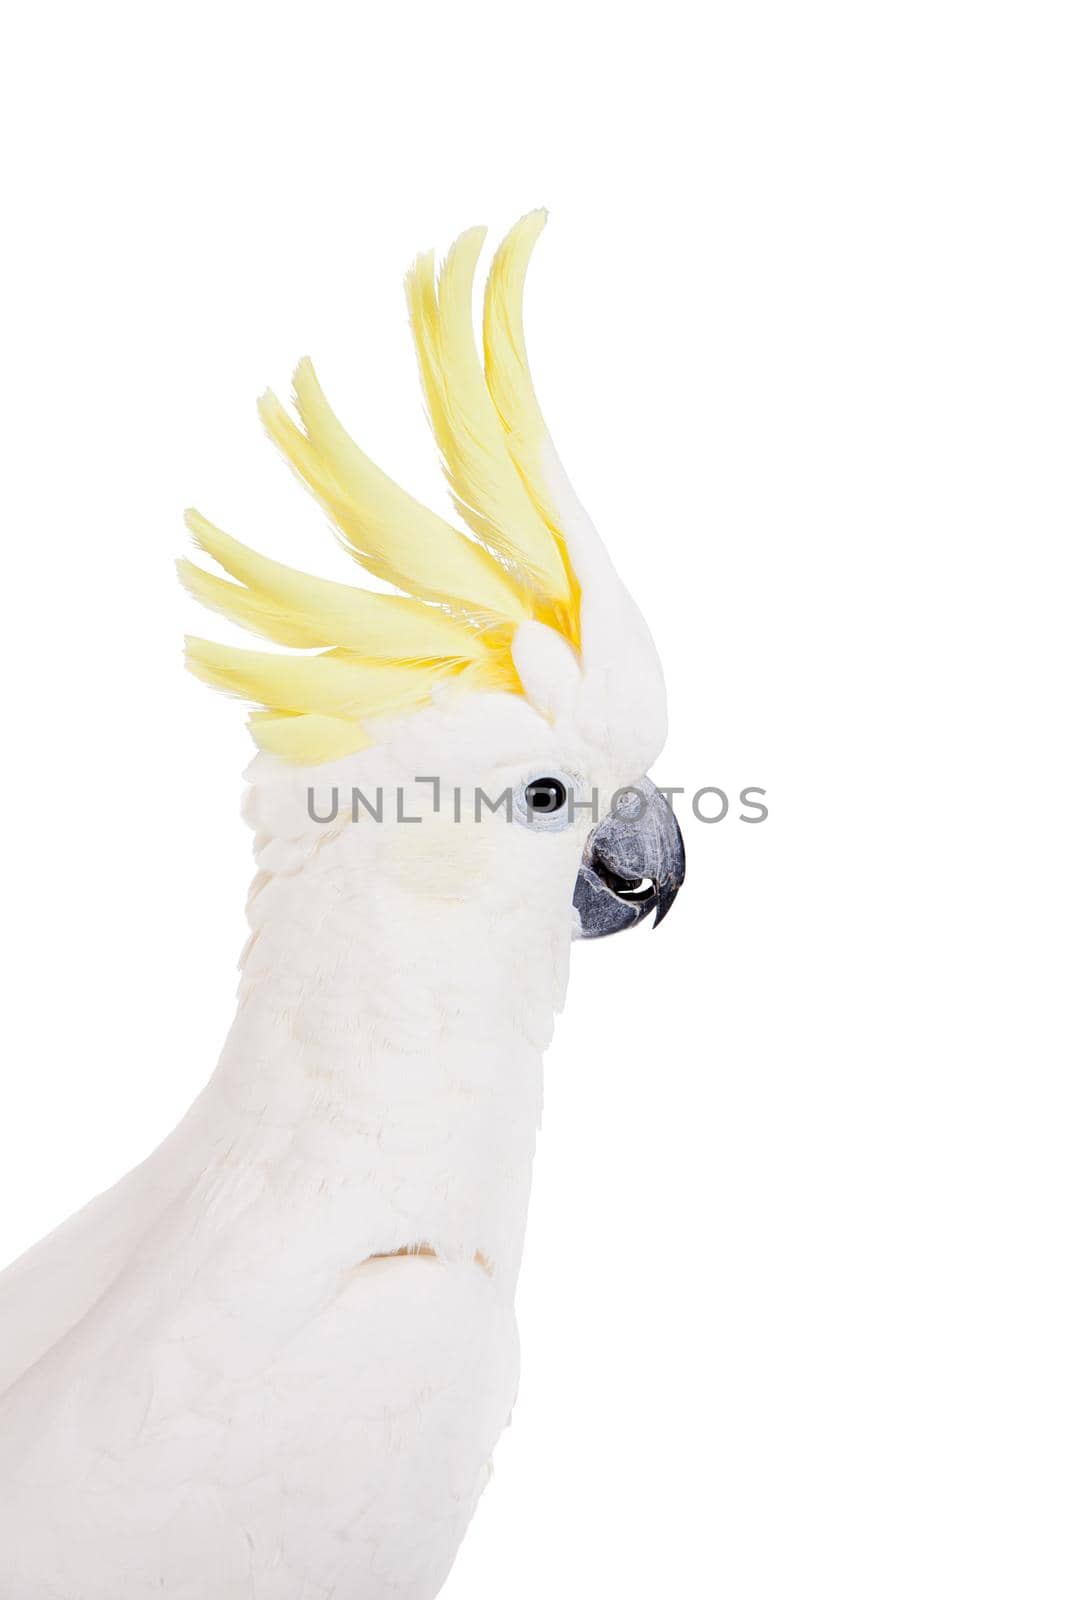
[{"x1": 0, "y1": 220, "x2": 669, "y2": 1596}]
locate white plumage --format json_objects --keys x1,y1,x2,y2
[{"x1": 0, "y1": 218, "x2": 676, "y2": 1597}]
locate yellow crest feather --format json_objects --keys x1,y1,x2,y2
[
  {"x1": 259, "y1": 367, "x2": 528, "y2": 624},
  {"x1": 183, "y1": 215, "x2": 576, "y2": 763},
  {"x1": 181, "y1": 510, "x2": 496, "y2": 660},
  {"x1": 247, "y1": 712, "x2": 374, "y2": 766},
  {"x1": 483, "y1": 211, "x2": 562, "y2": 530},
  {"x1": 406, "y1": 228, "x2": 573, "y2": 613}
]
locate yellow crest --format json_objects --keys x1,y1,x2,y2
[{"x1": 182, "y1": 213, "x2": 581, "y2": 765}]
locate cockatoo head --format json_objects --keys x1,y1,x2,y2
[{"x1": 182, "y1": 214, "x2": 685, "y2": 942}]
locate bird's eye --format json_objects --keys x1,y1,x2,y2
[
  {"x1": 524, "y1": 776, "x2": 568, "y2": 816},
  {"x1": 514, "y1": 769, "x2": 580, "y2": 832}
]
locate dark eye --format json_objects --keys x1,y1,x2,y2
[{"x1": 524, "y1": 776, "x2": 568, "y2": 816}]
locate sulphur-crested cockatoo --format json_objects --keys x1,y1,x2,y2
[{"x1": 0, "y1": 214, "x2": 684, "y2": 1598}]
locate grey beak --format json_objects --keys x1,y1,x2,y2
[{"x1": 572, "y1": 778, "x2": 686, "y2": 940}]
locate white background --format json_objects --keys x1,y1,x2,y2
[{"x1": 1, "y1": 4, "x2": 1063, "y2": 1595}]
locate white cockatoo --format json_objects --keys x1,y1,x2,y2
[{"x1": 0, "y1": 215, "x2": 684, "y2": 1598}]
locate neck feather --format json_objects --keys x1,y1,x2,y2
[{"x1": 208, "y1": 814, "x2": 571, "y2": 1292}]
